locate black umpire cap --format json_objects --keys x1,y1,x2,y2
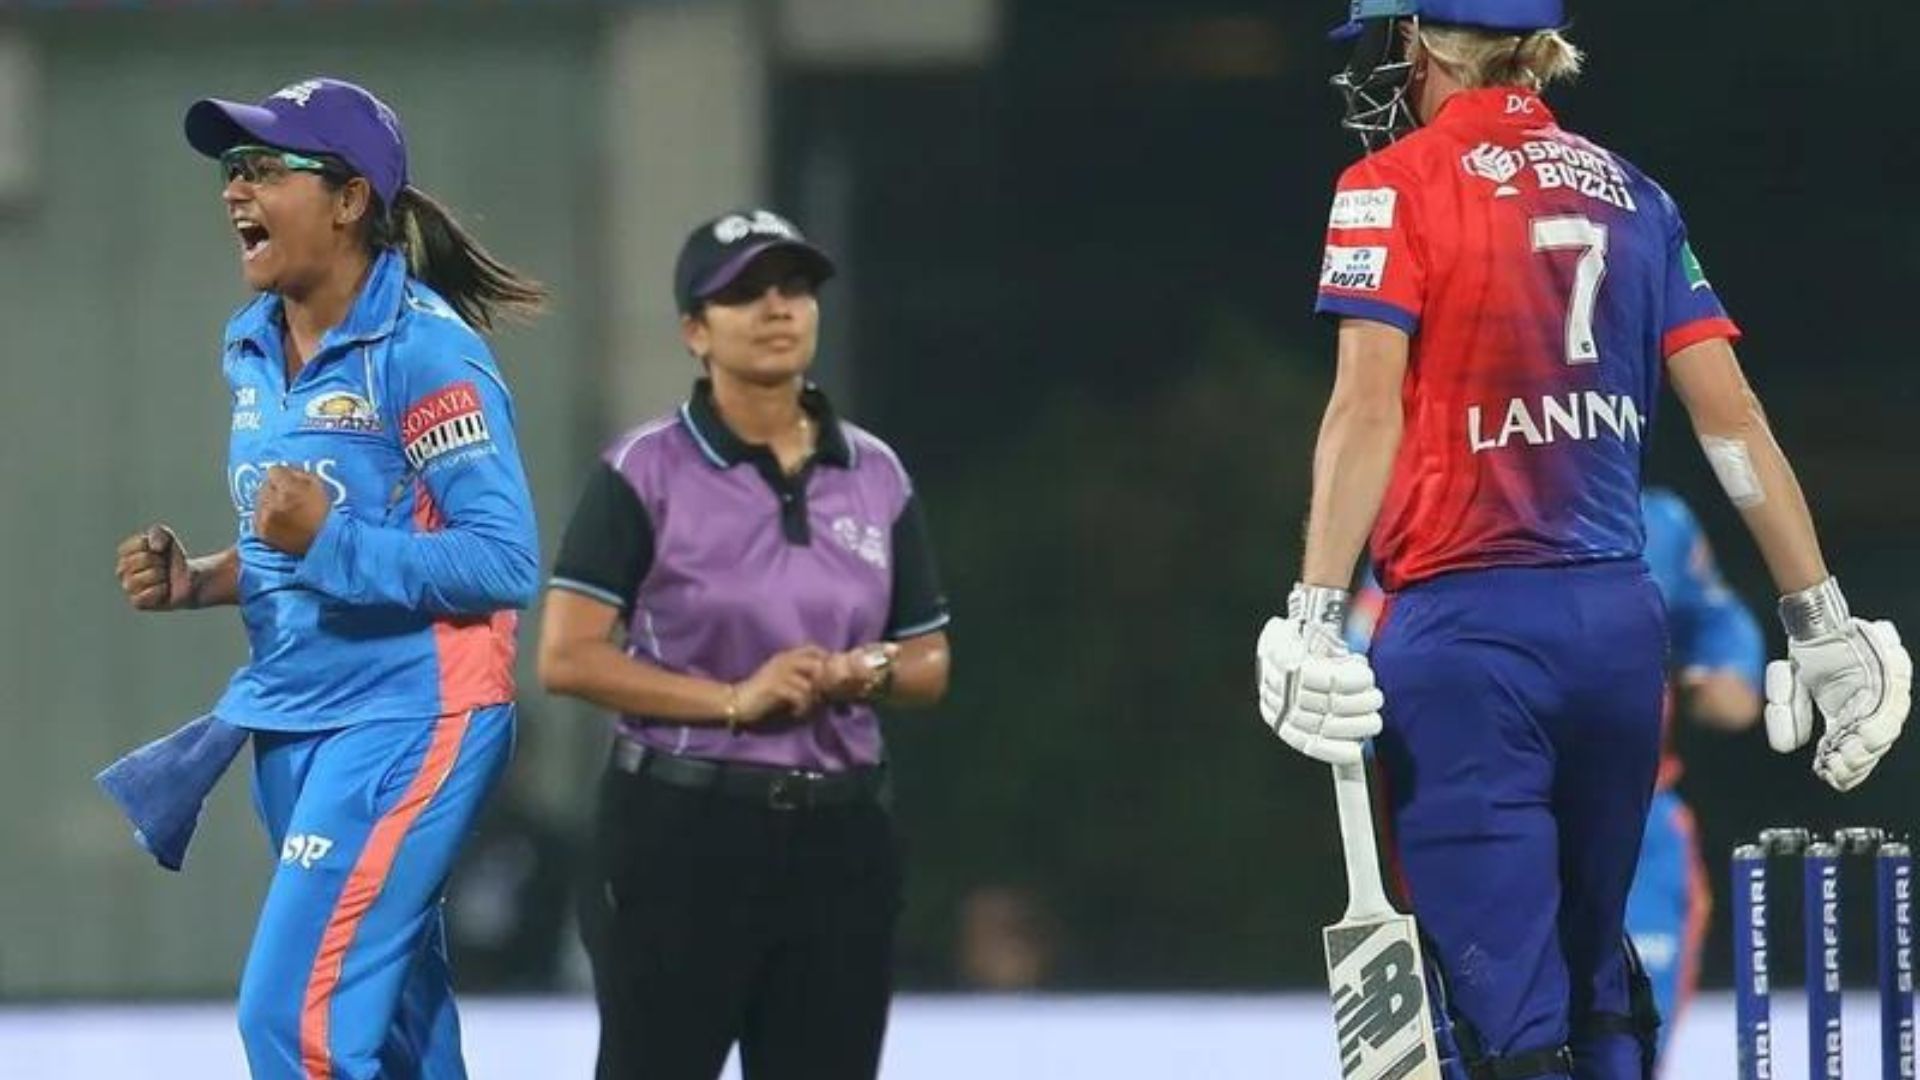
[{"x1": 674, "y1": 209, "x2": 837, "y2": 314}]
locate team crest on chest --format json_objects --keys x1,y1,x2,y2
[
  {"x1": 831, "y1": 517, "x2": 888, "y2": 571},
  {"x1": 301, "y1": 392, "x2": 381, "y2": 433}
]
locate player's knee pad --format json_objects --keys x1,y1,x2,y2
[
  {"x1": 1464, "y1": 1047, "x2": 1576, "y2": 1080},
  {"x1": 1452, "y1": 1015, "x2": 1574, "y2": 1080},
  {"x1": 1415, "y1": 934, "x2": 1473, "y2": 1080},
  {"x1": 1423, "y1": 941, "x2": 1572, "y2": 1080},
  {"x1": 1450, "y1": 1012, "x2": 1573, "y2": 1080},
  {"x1": 1572, "y1": 937, "x2": 1661, "y2": 1080}
]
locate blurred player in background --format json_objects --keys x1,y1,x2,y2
[
  {"x1": 1346, "y1": 488, "x2": 1764, "y2": 1073},
  {"x1": 1623, "y1": 490, "x2": 1761, "y2": 1069},
  {"x1": 1254, "y1": 3, "x2": 1911, "y2": 1079},
  {"x1": 112, "y1": 77, "x2": 544, "y2": 1079}
]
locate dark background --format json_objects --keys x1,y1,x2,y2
[{"x1": 771, "y1": 0, "x2": 1920, "y2": 990}]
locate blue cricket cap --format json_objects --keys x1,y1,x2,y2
[
  {"x1": 1331, "y1": 0, "x2": 1565, "y2": 41},
  {"x1": 185, "y1": 78, "x2": 410, "y2": 207}
]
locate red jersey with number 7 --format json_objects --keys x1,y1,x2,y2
[{"x1": 1314, "y1": 88, "x2": 1740, "y2": 591}]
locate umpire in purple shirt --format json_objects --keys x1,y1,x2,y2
[{"x1": 537, "y1": 208, "x2": 953, "y2": 1080}]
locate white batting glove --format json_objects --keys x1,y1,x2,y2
[
  {"x1": 1256, "y1": 584, "x2": 1384, "y2": 767},
  {"x1": 1764, "y1": 579, "x2": 1911, "y2": 792}
]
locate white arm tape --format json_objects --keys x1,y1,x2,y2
[{"x1": 1701, "y1": 435, "x2": 1765, "y2": 508}]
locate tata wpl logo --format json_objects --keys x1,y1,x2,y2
[{"x1": 281, "y1": 834, "x2": 334, "y2": 870}]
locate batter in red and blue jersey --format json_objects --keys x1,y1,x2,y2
[
  {"x1": 1269, "y1": 8, "x2": 1737, "y2": 1080},
  {"x1": 1309, "y1": 82, "x2": 1738, "y2": 1078},
  {"x1": 1259, "y1": 8, "x2": 1912, "y2": 1080}
]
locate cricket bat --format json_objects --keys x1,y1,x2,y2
[{"x1": 1322, "y1": 761, "x2": 1442, "y2": 1080}]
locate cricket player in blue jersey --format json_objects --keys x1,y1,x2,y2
[
  {"x1": 112, "y1": 78, "x2": 545, "y2": 1079},
  {"x1": 1629, "y1": 490, "x2": 1763, "y2": 1070},
  {"x1": 1347, "y1": 488, "x2": 1766, "y2": 1074},
  {"x1": 1255, "y1": 4, "x2": 1912, "y2": 1079}
]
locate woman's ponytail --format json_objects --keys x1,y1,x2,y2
[
  {"x1": 1418, "y1": 26, "x2": 1584, "y2": 92},
  {"x1": 375, "y1": 185, "x2": 547, "y2": 332}
]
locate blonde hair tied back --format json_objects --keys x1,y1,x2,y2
[{"x1": 1418, "y1": 24, "x2": 1585, "y2": 91}]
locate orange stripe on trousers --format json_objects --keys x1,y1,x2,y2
[{"x1": 299, "y1": 711, "x2": 472, "y2": 1080}]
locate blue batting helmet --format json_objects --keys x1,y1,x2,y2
[{"x1": 1330, "y1": 0, "x2": 1566, "y2": 41}]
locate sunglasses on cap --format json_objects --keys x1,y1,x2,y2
[{"x1": 219, "y1": 144, "x2": 352, "y2": 186}]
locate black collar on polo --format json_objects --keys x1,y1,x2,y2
[
  {"x1": 682, "y1": 378, "x2": 852, "y2": 469},
  {"x1": 680, "y1": 378, "x2": 852, "y2": 545}
]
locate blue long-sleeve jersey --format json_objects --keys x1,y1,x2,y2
[
  {"x1": 215, "y1": 249, "x2": 538, "y2": 731},
  {"x1": 1639, "y1": 487, "x2": 1764, "y2": 690}
]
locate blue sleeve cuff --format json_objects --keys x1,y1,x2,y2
[
  {"x1": 292, "y1": 510, "x2": 353, "y2": 594},
  {"x1": 1315, "y1": 294, "x2": 1420, "y2": 335}
]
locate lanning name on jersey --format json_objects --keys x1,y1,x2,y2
[
  {"x1": 403, "y1": 381, "x2": 491, "y2": 470},
  {"x1": 1467, "y1": 392, "x2": 1645, "y2": 454}
]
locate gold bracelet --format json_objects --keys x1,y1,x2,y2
[
  {"x1": 865, "y1": 664, "x2": 895, "y2": 703},
  {"x1": 858, "y1": 645, "x2": 896, "y2": 703},
  {"x1": 723, "y1": 684, "x2": 742, "y2": 733}
]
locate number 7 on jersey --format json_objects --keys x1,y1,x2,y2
[{"x1": 1531, "y1": 215, "x2": 1609, "y2": 366}]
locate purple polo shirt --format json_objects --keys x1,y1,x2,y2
[{"x1": 549, "y1": 380, "x2": 950, "y2": 771}]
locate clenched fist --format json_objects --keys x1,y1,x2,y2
[
  {"x1": 115, "y1": 525, "x2": 194, "y2": 611},
  {"x1": 253, "y1": 465, "x2": 333, "y2": 556}
]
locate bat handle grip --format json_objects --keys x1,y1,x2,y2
[{"x1": 1333, "y1": 761, "x2": 1395, "y2": 921}]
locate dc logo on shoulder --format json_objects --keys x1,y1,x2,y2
[{"x1": 281, "y1": 834, "x2": 334, "y2": 870}]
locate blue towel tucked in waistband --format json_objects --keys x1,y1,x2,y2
[{"x1": 96, "y1": 715, "x2": 250, "y2": 872}]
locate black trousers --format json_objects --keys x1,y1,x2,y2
[{"x1": 583, "y1": 763, "x2": 903, "y2": 1080}]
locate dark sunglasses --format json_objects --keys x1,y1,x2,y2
[
  {"x1": 704, "y1": 271, "x2": 818, "y2": 308},
  {"x1": 219, "y1": 144, "x2": 350, "y2": 186}
]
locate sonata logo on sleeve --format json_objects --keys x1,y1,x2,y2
[{"x1": 403, "y1": 381, "x2": 492, "y2": 472}]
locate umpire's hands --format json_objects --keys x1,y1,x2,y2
[
  {"x1": 253, "y1": 465, "x2": 333, "y2": 556},
  {"x1": 1256, "y1": 585, "x2": 1383, "y2": 766},
  {"x1": 115, "y1": 525, "x2": 194, "y2": 611},
  {"x1": 734, "y1": 647, "x2": 829, "y2": 724}
]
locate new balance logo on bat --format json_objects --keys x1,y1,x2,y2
[{"x1": 1330, "y1": 933, "x2": 1430, "y2": 1078}]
